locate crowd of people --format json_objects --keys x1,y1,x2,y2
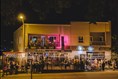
[
  {"x1": 2, "y1": 61, "x2": 19, "y2": 77},
  {"x1": 2, "y1": 57, "x2": 118, "y2": 77}
]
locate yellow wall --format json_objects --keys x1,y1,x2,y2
[
  {"x1": 14, "y1": 26, "x2": 23, "y2": 52},
  {"x1": 70, "y1": 22, "x2": 90, "y2": 46},
  {"x1": 25, "y1": 24, "x2": 61, "y2": 34}
]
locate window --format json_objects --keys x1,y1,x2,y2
[
  {"x1": 99, "y1": 36, "x2": 104, "y2": 41},
  {"x1": 32, "y1": 37, "x2": 37, "y2": 42},
  {"x1": 41, "y1": 36, "x2": 45, "y2": 46},
  {"x1": 78, "y1": 36, "x2": 83, "y2": 43},
  {"x1": 90, "y1": 36, "x2": 93, "y2": 41},
  {"x1": 49, "y1": 36, "x2": 56, "y2": 43}
]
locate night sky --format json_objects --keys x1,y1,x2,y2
[{"x1": 1, "y1": 0, "x2": 118, "y2": 51}]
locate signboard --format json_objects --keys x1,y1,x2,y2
[{"x1": 87, "y1": 52, "x2": 105, "y2": 59}]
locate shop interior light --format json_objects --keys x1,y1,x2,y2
[
  {"x1": 88, "y1": 46, "x2": 94, "y2": 52},
  {"x1": 78, "y1": 46, "x2": 83, "y2": 51},
  {"x1": 21, "y1": 53, "x2": 25, "y2": 58}
]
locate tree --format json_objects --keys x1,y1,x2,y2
[{"x1": 111, "y1": 35, "x2": 118, "y2": 54}]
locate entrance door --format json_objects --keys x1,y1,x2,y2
[{"x1": 61, "y1": 36, "x2": 64, "y2": 50}]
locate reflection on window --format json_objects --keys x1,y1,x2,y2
[{"x1": 32, "y1": 37, "x2": 37, "y2": 42}]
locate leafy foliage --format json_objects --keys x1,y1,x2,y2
[{"x1": 111, "y1": 35, "x2": 118, "y2": 54}]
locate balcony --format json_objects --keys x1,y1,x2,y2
[{"x1": 90, "y1": 41, "x2": 105, "y2": 45}]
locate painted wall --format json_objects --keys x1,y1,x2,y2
[
  {"x1": 90, "y1": 22, "x2": 110, "y2": 32},
  {"x1": 70, "y1": 22, "x2": 90, "y2": 46},
  {"x1": 14, "y1": 26, "x2": 23, "y2": 52}
]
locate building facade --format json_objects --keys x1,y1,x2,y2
[{"x1": 14, "y1": 21, "x2": 111, "y2": 61}]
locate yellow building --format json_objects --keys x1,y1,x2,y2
[{"x1": 14, "y1": 21, "x2": 111, "y2": 60}]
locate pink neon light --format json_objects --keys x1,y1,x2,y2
[
  {"x1": 54, "y1": 40, "x2": 56, "y2": 42},
  {"x1": 64, "y1": 35, "x2": 69, "y2": 46},
  {"x1": 44, "y1": 34, "x2": 69, "y2": 49}
]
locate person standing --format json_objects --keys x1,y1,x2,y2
[
  {"x1": 2, "y1": 64, "x2": 8, "y2": 77},
  {"x1": 98, "y1": 59, "x2": 102, "y2": 71},
  {"x1": 101, "y1": 60, "x2": 105, "y2": 71},
  {"x1": 15, "y1": 63, "x2": 19, "y2": 74},
  {"x1": 80, "y1": 59, "x2": 85, "y2": 71},
  {"x1": 7, "y1": 63, "x2": 11, "y2": 75},
  {"x1": 112, "y1": 60, "x2": 116, "y2": 71},
  {"x1": 40, "y1": 59, "x2": 45, "y2": 73},
  {"x1": 116, "y1": 59, "x2": 118, "y2": 69}
]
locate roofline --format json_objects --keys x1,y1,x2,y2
[
  {"x1": 71, "y1": 21, "x2": 111, "y2": 24},
  {"x1": 24, "y1": 23, "x2": 70, "y2": 26}
]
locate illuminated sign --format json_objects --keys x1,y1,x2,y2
[
  {"x1": 87, "y1": 46, "x2": 94, "y2": 52},
  {"x1": 78, "y1": 46, "x2": 84, "y2": 51}
]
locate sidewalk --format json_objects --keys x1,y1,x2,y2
[
  {"x1": 0, "y1": 68, "x2": 118, "y2": 78},
  {"x1": 104, "y1": 69, "x2": 118, "y2": 72},
  {"x1": 1, "y1": 70, "x2": 118, "y2": 79}
]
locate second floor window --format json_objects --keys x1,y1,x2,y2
[
  {"x1": 78, "y1": 36, "x2": 83, "y2": 43},
  {"x1": 90, "y1": 36, "x2": 93, "y2": 41},
  {"x1": 99, "y1": 36, "x2": 104, "y2": 41}
]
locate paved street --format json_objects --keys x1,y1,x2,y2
[{"x1": 1, "y1": 70, "x2": 118, "y2": 79}]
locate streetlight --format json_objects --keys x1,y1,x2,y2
[
  {"x1": 18, "y1": 13, "x2": 25, "y2": 52},
  {"x1": 28, "y1": 53, "x2": 33, "y2": 79}
]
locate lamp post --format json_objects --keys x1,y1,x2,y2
[
  {"x1": 19, "y1": 14, "x2": 25, "y2": 52},
  {"x1": 28, "y1": 54, "x2": 33, "y2": 79}
]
